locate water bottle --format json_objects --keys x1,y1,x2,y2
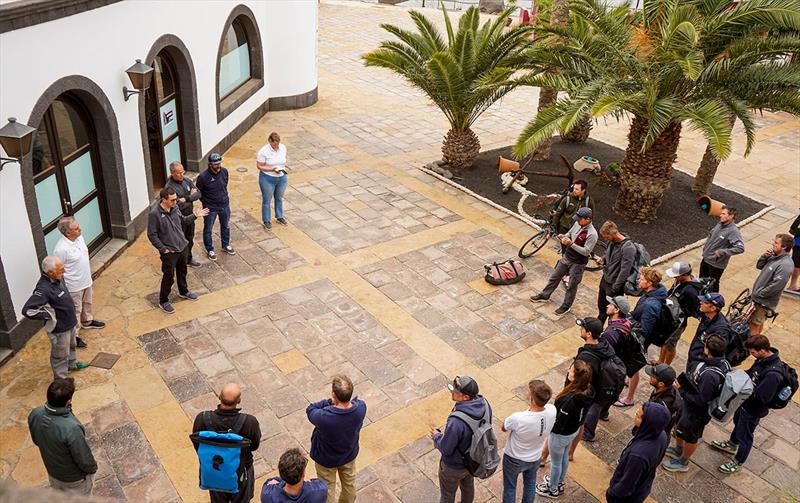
[{"x1": 778, "y1": 386, "x2": 792, "y2": 402}]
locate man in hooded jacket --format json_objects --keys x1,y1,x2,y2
[
  {"x1": 606, "y1": 402, "x2": 670, "y2": 503},
  {"x1": 573, "y1": 318, "x2": 620, "y2": 443}
]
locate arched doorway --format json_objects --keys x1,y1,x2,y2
[
  {"x1": 145, "y1": 51, "x2": 185, "y2": 192},
  {"x1": 32, "y1": 94, "x2": 110, "y2": 254}
]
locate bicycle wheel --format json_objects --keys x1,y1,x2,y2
[
  {"x1": 519, "y1": 231, "x2": 551, "y2": 258},
  {"x1": 586, "y1": 239, "x2": 607, "y2": 272}
]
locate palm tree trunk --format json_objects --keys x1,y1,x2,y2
[
  {"x1": 613, "y1": 116, "x2": 682, "y2": 223},
  {"x1": 561, "y1": 113, "x2": 593, "y2": 143},
  {"x1": 692, "y1": 114, "x2": 736, "y2": 194},
  {"x1": 442, "y1": 127, "x2": 480, "y2": 170}
]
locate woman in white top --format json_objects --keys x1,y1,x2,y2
[{"x1": 256, "y1": 131, "x2": 288, "y2": 229}]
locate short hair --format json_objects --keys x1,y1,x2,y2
[
  {"x1": 600, "y1": 220, "x2": 618, "y2": 236},
  {"x1": 640, "y1": 267, "x2": 662, "y2": 286},
  {"x1": 332, "y1": 374, "x2": 353, "y2": 403},
  {"x1": 57, "y1": 216, "x2": 76, "y2": 236},
  {"x1": 777, "y1": 233, "x2": 793, "y2": 252},
  {"x1": 159, "y1": 186, "x2": 176, "y2": 200},
  {"x1": 745, "y1": 335, "x2": 771, "y2": 352},
  {"x1": 720, "y1": 205, "x2": 737, "y2": 218},
  {"x1": 573, "y1": 179, "x2": 588, "y2": 191},
  {"x1": 169, "y1": 161, "x2": 183, "y2": 173},
  {"x1": 705, "y1": 334, "x2": 726, "y2": 357},
  {"x1": 41, "y1": 256, "x2": 61, "y2": 273},
  {"x1": 47, "y1": 377, "x2": 75, "y2": 407},
  {"x1": 278, "y1": 448, "x2": 307, "y2": 485},
  {"x1": 268, "y1": 131, "x2": 281, "y2": 143},
  {"x1": 529, "y1": 379, "x2": 552, "y2": 407}
]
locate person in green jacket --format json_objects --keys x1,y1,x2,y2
[
  {"x1": 550, "y1": 180, "x2": 596, "y2": 234},
  {"x1": 28, "y1": 377, "x2": 97, "y2": 494}
]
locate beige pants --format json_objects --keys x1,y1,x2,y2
[
  {"x1": 316, "y1": 460, "x2": 357, "y2": 503},
  {"x1": 49, "y1": 473, "x2": 94, "y2": 494},
  {"x1": 70, "y1": 287, "x2": 93, "y2": 324}
]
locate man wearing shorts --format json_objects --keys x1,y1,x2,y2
[{"x1": 750, "y1": 234, "x2": 794, "y2": 335}]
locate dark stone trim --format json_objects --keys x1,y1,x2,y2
[
  {"x1": 215, "y1": 4, "x2": 265, "y2": 123},
  {"x1": 139, "y1": 34, "x2": 203, "y2": 182},
  {"x1": 0, "y1": 256, "x2": 17, "y2": 334},
  {"x1": 269, "y1": 87, "x2": 318, "y2": 112},
  {"x1": 0, "y1": 0, "x2": 121, "y2": 34},
  {"x1": 25, "y1": 75, "x2": 130, "y2": 263}
]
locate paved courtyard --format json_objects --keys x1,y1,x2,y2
[{"x1": 2, "y1": 2, "x2": 799, "y2": 502}]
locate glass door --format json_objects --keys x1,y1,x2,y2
[{"x1": 146, "y1": 52, "x2": 184, "y2": 192}]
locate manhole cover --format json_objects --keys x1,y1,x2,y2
[
  {"x1": 90, "y1": 352, "x2": 120, "y2": 369},
  {"x1": 236, "y1": 167, "x2": 248, "y2": 173}
]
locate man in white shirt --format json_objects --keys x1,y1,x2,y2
[
  {"x1": 256, "y1": 131, "x2": 289, "y2": 229},
  {"x1": 501, "y1": 380, "x2": 556, "y2": 503},
  {"x1": 53, "y1": 217, "x2": 105, "y2": 348}
]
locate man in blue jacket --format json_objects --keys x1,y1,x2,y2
[
  {"x1": 196, "y1": 153, "x2": 235, "y2": 261},
  {"x1": 606, "y1": 402, "x2": 670, "y2": 503},
  {"x1": 261, "y1": 448, "x2": 327, "y2": 503},
  {"x1": 686, "y1": 292, "x2": 731, "y2": 370},
  {"x1": 711, "y1": 335, "x2": 785, "y2": 473},
  {"x1": 306, "y1": 374, "x2": 366, "y2": 503},
  {"x1": 431, "y1": 375, "x2": 491, "y2": 503}
]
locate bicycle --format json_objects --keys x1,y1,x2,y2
[
  {"x1": 517, "y1": 214, "x2": 607, "y2": 271},
  {"x1": 726, "y1": 288, "x2": 779, "y2": 325}
]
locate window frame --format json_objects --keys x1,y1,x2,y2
[{"x1": 215, "y1": 5, "x2": 264, "y2": 123}]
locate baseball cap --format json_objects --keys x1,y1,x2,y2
[
  {"x1": 698, "y1": 292, "x2": 725, "y2": 309},
  {"x1": 665, "y1": 262, "x2": 692, "y2": 278},
  {"x1": 645, "y1": 363, "x2": 677, "y2": 385},
  {"x1": 573, "y1": 207, "x2": 593, "y2": 221},
  {"x1": 606, "y1": 295, "x2": 631, "y2": 316},
  {"x1": 576, "y1": 317, "x2": 603, "y2": 338},
  {"x1": 447, "y1": 376, "x2": 479, "y2": 397},
  {"x1": 209, "y1": 153, "x2": 223, "y2": 164}
]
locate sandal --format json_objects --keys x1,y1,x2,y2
[{"x1": 613, "y1": 399, "x2": 635, "y2": 407}]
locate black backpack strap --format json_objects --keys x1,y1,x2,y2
[
  {"x1": 493, "y1": 262, "x2": 503, "y2": 279},
  {"x1": 203, "y1": 410, "x2": 213, "y2": 431},
  {"x1": 231, "y1": 413, "x2": 248, "y2": 435}
]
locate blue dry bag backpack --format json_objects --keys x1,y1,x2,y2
[{"x1": 190, "y1": 412, "x2": 251, "y2": 493}]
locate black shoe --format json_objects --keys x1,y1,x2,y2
[
  {"x1": 222, "y1": 245, "x2": 236, "y2": 255},
  {"x1": 160, "y1": 302, "x2": 176, "y2": 314},
  {"x1": 178, "y1": 291, "x2": 199, "y2": 301},
  {"x1": 554, "y1": 306, "x2": 571, "y2": 316},
  {"x1": 600, "y1": 412, "x2": 610, "y2": 422},
  {"x1": 263, "y1": 221, "x2": 272, "y2": 230},
  {"x1": 75, "y1": 337, "x2": 87, "y2": 348},
  {"x1": 276, "y1": 217, "x2": 288, "y2": 225},
  {"x1": 81, "y1": 320, "x2": 105, "y2": 329},
  {"x1": 582, "y1": 433, "x2": 595, "y2": 442},
  {"x1": 530, "y1": 293, "x2": 549, "y2": 303},
  {"x1": 188, "y1": 259, "x2": 201, "y2": 268}
]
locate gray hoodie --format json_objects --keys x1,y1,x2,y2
[
  {"x1": 702, "y1": 221, "x2": 745, "y2": 269},
  {"x1": 752, "y1": 253, "x2": 794, "y2": 308}
]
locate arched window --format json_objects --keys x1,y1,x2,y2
[{"x1": 216, "y1": 5, "x2": 263, "y2": 122}]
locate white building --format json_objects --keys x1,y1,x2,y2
[{"x1": 0, "y1": 0, "x2": 318, "y2": 354}]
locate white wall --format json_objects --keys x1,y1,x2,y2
[{"x1": 0, "y1": 0, "x2": 317, "y2": 322}]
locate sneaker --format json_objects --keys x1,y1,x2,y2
[
  {"x1": 188, "y1": 259, "x2": 201, "y2": 268},
  {"x1": 582, "y1": 432, "x2": 595, "y2": 442},
  {"x1": 263, "y1": 221, "x2": 272, "y2": 230},
  {"x1": 160, "y1": 302, "x2": 176, "y2": 314},
  {"x1": 662, "y1": 458, "x2": 690, "y2": 473},
  {"x1": 710, "y1": 440, "x2": 739, "y2": 456},
  {"x1": 75, "y1": 336, "x2": 87, "y2": 348},
  {"x1": 178, "y1": 291, "x2": 199, "y2": 301},
  {"x1": 81, "y1": 320, "x2": 105, "y2": 329},
  {"x1": 719, "y1": 460, "x2": 743, "y2": 474},
  {"x1": 276, "y1": 217, "x2": 288, "y2": 225},
  {"x1": 665, "y1": 446, "x2": 683, "y2": 459},
  {"x1": 207, "y1": 250, "x2": 217, "y2": 261},
  {"x1": 535, "y1": 482, "x2": 562, "y2": 498},
  {"x1": 222, "y1": 245, "x2": 236, "y2": 255},
  {"x1": 554, "y1": 306, "x2": 571, "y2": 316},
  {"x1": 530, "y1": 293, "x2": 549, "y2": 303},
  {"x1": 542, "y1": 475, "x2": 563, "y2": 491},
  {"x1": 600, "y1": 411, "x2": 610, "y2": 422},
  {"x1": 72, "y1": 361, "x2": 91, "y2": 371}
]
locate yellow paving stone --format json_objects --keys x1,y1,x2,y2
[
  {"x1": 70, "y1": 382, "x2": 119, "y2": 416},
  {"x1": 467, "y1": 278, "x2": 498, "y2": 295},
  {"x1": 114, "y1": 365, "x2": 173, "y2": 412},
  {"x1": 491, "y1": 396, "x2": 529, "y2": 422},
  {"x1": 160, "y1": 448, "x2": 207, "y2": 503},
  {"x1": 11, "y1": 445, "x2": 47, "y2": 486},
  {"x1": 486, "y1": 326, "x2": 578, "y2": 389},
  {"x1": 271, "y1": 349, "x2": 312, "y2": 375},
  {"x1": 0, "y1": 423, "x2": 28, "y2": 459},
  {"x1": 345, "y1": 200, "x2": 368, "y2": 212}
]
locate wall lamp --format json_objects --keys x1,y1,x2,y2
[
  {"x1": 0, "y1": 118, "x2": 35, "y2": 171},
  {"x1": 123, "y1": 59, "x2": 154, "y2": 101}
]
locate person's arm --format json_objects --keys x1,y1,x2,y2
[
  {"x1": 550, "y1": 198, "x2": 566, "y2": 225},
  {"x1": 434, "y1": 418, "x2": 461, "y2": 457},
  {"x1": 146, "y1": 212, "x2": 169, "y2": 254},
  {"x1": 612, "y1": 242, "x2": 637, "y2": 292},
  {"x1": 306, "y1": 399, "x2": 330, "y2": 425},
  {"x1": 697, "y1": 373, "x2": 721, "y2": 403},
  {"x1": 248, "y1": 416, "x2": 261, "y2": 452},
  {"x1": 22, "y1": 286, "x2": 51, "y2": 321},
  {"x1": 606, "y1": 454, "x2": 646, "y2": 499},
  {"x1": 718, "y1": 228, "x2": 745, "y2": 257},
  {"x1": 67, "y1": 432, "x2": 98, "y2": 475},
  {"x1": 756, "y1": 254, "x2": 770, "y2": 270},
  {"x1": 501, "y1": 414, "x2": 516, "y2": 433},
  {"x1": 188, "y1": 179, "x2": 201, "y2": 202},
  {"x1": 753, "y1": 263, "x2": 790, "y2": 300},
  {"x1": 569, "y1": 228, "x2": 597, "y2": 256},
  {"x1": 639, "y1": 300, "x2": 659, "y2": 339}
]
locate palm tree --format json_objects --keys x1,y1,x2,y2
[
  {"x1": 363, "y1": 6, "x2": 534, "y2": 169},
  {"x1": 514, "y1": 0, "x2": 800, "y2": 222}
]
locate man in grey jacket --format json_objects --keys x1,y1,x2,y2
[
  {"x1": 596, "y1": 220, "x2": 637, "y2": 323},
  {"x1": 531, "y1": 207, "x2": 598, "y2": 316},
  {"x1": 165, "y1": 161, "x2": 202, "y2": 268},
  {"x1": 750, "y1": 234, "x2": 794, "y2": 335},
  {"x1": 700, "y1": 206, "x2": 745, "y2": 292},
  {"x1": 28, "y1": 378, "x2": 97, "y2": 494}
]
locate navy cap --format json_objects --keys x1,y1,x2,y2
[
  {"x1": 573, "y1": 207, "x2": 593, "y2": 221},
  {"x1": 209, "y1": 153, "x2": 223, "y2": 164},
  {"x1": 699, "y1": 292, "x2": 725, "y2": 309}
]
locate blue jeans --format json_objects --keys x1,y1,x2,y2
[
  {"x1": 730, "y1": 407, "x2": 760, "y2": 464},
  {"x1": 259, "y1": 172, "x2": 287, "y2": 223},
  {"x1": 548, "y1": 431, "x2": 578, "y2": 488},
  {"x1": 202, "y1": 206, "x2": 230, "y2": 252},
  {"x1": 502, "y1": 454, "x2": 539, "y2": 503}
]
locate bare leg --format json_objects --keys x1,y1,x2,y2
[
  {"x1": 541, "y1": 438, "x2": 550, "y2": 465},
  {"x1": 682, "y1": 441, "x2": 699, "y2": 461},
  {"x1": 750, "y1": 321, "x2": 764, "y2": 336},
  {"x1": 620, "y1": 372, "x2": 639, "y2": 404},
  {"x1": 659, "y1": 346, "x2": 677, "y2": 365},
  {"x1": 568, "y1": 425, "x2": 583, "y2": 461},
  {"x1": 789, "y1": 267, "x2": 800, "y2": 291}
]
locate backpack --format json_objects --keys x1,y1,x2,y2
[
  {"x1": 484, "y1": 260, "x2": 525, "y2": 286},
  {"x1": 688, "y1": 277, "x2": 715, "y2": 297},
  {"x1": 623, "y1": 242, "x2": 651, "y2": 296},
  {"x1": 650, "y1": 296, "x2": 684, "y2": 346},
  {"x1": 605, "y1": 322, "x2": 647, "y2": 376},
  {"x1": 726, "y1": 321, "x2": 750, "y2": 367},
  {"x1": 583, "y1": 350, "x2": 627, "y2": 403},
  {"x1": 190, "y1": 412, "x2": 251, "y2": 493},
  {"x1": 705, "y1": 367, "x2": 754, "y2": 423},
  {"x1": 450, "y1": 400, "x2": 500, "y2": 479},
  {"x1": 764, "y1": 362, "x2": 799, "y2": 409}
]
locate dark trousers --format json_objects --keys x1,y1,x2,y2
[
  {"x1": 597, "y1": 278, "x2": 618, "y2": 323},
  {"x1": 159, "y1": 246, "x2": 188, "y2": 304},
  {"x1": 182, "y1": 218, "x2": 196, "y2": 262},
  {"x1": 730, "y1": 407, "x2": 760, "y2": 464},
  {"x1": 699, "y1": 260, "x2": 724, "y2": 292},
  {"x1": 209, "y1": 464, "x2": 254, "y2": 503},
  {"x1": 540, "y1": 257, "x2": 587, "y2": 310},
  {"x1": 583, "y1": 401, "x2": 612, "y2": 439},
  {"x1": 439, "y1": 460, "x2": 474, "y2": 503},
  {"x1": 203, "y1": 206, "x2": 231, "y2": 252}
]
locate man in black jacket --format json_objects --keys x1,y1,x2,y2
[
  {"x1": 662, "y1": 262, "x2": 702, "y2": 365},
  {"x1": 596, "y1": 221, "x2": 637, "y2": 323},
  {"x1": 196, "y1": 153, "x2": 235, "y2": 261},
  {"x1": 574, "y1": 317, "x2": 620, "y2": 442},
  {"x1": 711, "y1": 335, "x2": 785, "y2": 473},
  {"x1": 192, "y1": 383, "x2": 261, "y2": 503},
  {"x1": 165, "y1": 161, "x2": 202, "y2": 268},
  {"x1": 664, "y1": 335, "x2": 729, "y2": 473},
  {"x1": 643, "y1": 364, "x2": 682, "y2": 434},
  {"x1": 686, "y1": 293, "x2": 731, "y2": 371}
]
